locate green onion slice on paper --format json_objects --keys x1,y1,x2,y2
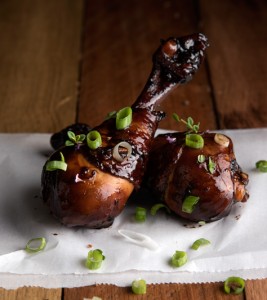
[{"x1": 25, "y1": 237, "x2": 46, "y2": 253}]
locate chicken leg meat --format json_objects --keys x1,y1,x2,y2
[{"x1": 41, "y1": 33, "x2": 209, "y2": 228}]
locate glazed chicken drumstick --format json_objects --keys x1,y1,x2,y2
[
  {"x1": 41, "y1": 33, "x2": 208, "y2": 228},
  {"x1": 146, "y1": 131, "x2": 249, "y2": 223}
]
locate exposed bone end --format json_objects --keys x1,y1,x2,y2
[{"x1": 161, "y1": 39, "x2": 177, "y2": 57}]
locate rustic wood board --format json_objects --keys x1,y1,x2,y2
[
  {"x1": 0, "y1": 0, "x2": 83, "y2": 133},
  {"x1": 0, "y1": 287, "x2": 61, "y2": 300},
  {"x1": 200, "y1": 0, "x2": 267, "y2": 129},
  {"x1": 65, "y1": 283, "x2": 245, "y2": 300},
  {"x1": 78, "y1": 0, "x2": 217, "y2": 131}
]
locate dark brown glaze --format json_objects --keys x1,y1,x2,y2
[
  {"x1": 146, "y1": 132, "x2": 249, "y2": 222},
  {"x1": 41, "y1": 33, "x2": 209, "y2": 228}
]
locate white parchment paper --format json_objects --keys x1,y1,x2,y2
[{"x1": 0, "y1": 129, "x2": 267, "y2": 289}]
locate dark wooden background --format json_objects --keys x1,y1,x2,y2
[{"x1": 0, "y1": 0, "x2": 267, "y2": 299}]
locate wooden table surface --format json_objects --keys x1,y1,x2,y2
[{"x1": 0, "y1": 0, "x2": 267, "y2": 299}]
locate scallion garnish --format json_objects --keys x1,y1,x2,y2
[
  {"x1": 85, "y1": 249, "x2": 105, "y2": 270},
  {"x1": 25, "y1": 237, "x2": 46, "y2": 253},
  {"x1": 65, "y1": 131, "x2": 86, "y2": 146},
  {"x1": 208, "y1": 157, "x2": 216, "y2": 174},
  {"x1": 224, "y1": 276, "x2": 245, "y2": 294},
  {"x1": 182, "y1": 195, "x2": 200, "y2": 214},
  {"x1": 116, "y1": 107, "x2": 132, "y2": 130},
  {"x1": 135, "y1": 207, "x2": 147, "y2": 222},
  {"x1": 191, "y1": 238, "x2": 211, "y2": 250},
  {"x1": 131, "y1": 279, "x2": 147, "y2": 295},
  {"x1": 172, "y1": 114, "x2": 200, "y2": 133},
  {"x1": 46, "y1": 152, "x2": 67, "y2": 171},
  {"x1": 86, "y1": 130, "x2": 102, "y2": 150},
  {"x1": 112, "y1": 141, "x2": 132, "y2": 162},
  {"x1": 171, "y1": 250, "x2": 188, "y2": 267},
  {"x1": 256, "y1": 160, "x2": 267, "y2": 172},
  {"x1": 150, "y1": 203, "x2": 171, "y2": 216},
  {"x1": 197, "y1": 154, "x2": 206, "y2": 163},
  {"x1": 185, "y1": 134, "x2": 204, "y2": 149},
  {"x1": 105, "y1": 110, "x2": 117, "y2": 120}
]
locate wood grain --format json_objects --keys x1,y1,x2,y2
[
  {"x1": 65, "y1": 282, "x2": 245, "y2": 300},
  {"x1": 200, "y1": 0, "x2": 267, "y2": 129},
  {"x1": 0, "y1": 0, "x2": 84, "y2": 133},
  {"x1": 0, "y1": 287, "x2": 61, "y2": 300},
  {"x1": 78, "y1": 0, "x2": 217, "y2": 131},
  {"x1": 246, "y1": 279, "x2": 267, "y2": 299}
]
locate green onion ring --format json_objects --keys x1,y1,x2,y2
[
  {"x1": 150, "y1": 203, "x2": 171, "y2": 216},
  {"x1": 256, "y1": 160, "x2": 267, "y2": 172},
  {"x1": 112, "y1": 141, "x2": 132, "y2": 162},
  {"x1": 191, "y1": 238, "x2": 211, "y2": 250},
  {"x1": 46, "y1": 160, "x2": 67, "y2": 172},
  {"x1": 85, "y1": 249, "x2": 105, "y2": 270},
  {"x1": 182, "y1": 195, "x2": 200, "y2": 214},
  {"x1": 224, "y1": 276, "x2": 245, "y2": 294},
  {"x1": 185, "y1": 134, "x2": 204, "y2": 149},
  {"x1": 135, "y1": 207, "x2": 147, "y2": 222},
  {"x1": 86, "y1": 130, "x2": 102, "y2": 150},
  {"x1": 171, "y1": 250, "x2": 188, "y2": 267},
  {"x1": 116, "y1": 107, "x2": 132, "y2": 130},
  {"x1": 197, "y1": 154, "x2": 205, "y2": 163},
  {"x1": 25, "y1": 237, "x2": 46, "y2": 253},
  {"x1": 131, "y1": 279, "x2": 147, "y2": 294}
]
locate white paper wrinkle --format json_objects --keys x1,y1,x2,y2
[{"x1": 0, "y1": 129, "x2": 267, "y2": 289}]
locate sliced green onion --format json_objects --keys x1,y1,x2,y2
[
  {"x1": 85, "y1": 249, "x2": 105, "y2": 270},
  {"x1": 112, "y1": 141, "x2": 132, "y2": 162},
  {"x1": 135, "y1": 207, "x2": 147, "y2": 222},
  {"x1": 191, "y1": 238, "x2": 211, "y2": 250},
  {"x1": 185, "y1": 134, "x2": 204, "y2": 149},
  {"x1": 46, "y1": 160, "x2": 67, "y2": 171},
  {"x1": 131, "y1": 279, "x2": 147, "y2": 295},
  {"x1": 208, "y1": 157, "x2": 216, "y2": 174},
  {"x1": 197, "y1": 154, "x2": 205, "y2": 163},
  {"x1": 182, "y1": 195, "x2": 200, "y2": 214},
  {"x1": 116, "y1": 107, "x2": 132, "y2": 130},
  {"x1": 198, "y1": 221, "x2": 206, "y2": 226},
  {"x1": 59, "y1": 152, "x2": 65, "y2": 162},
  {"x1": 105, "y1": 110, "x2": 117, "y2": 120},
  {"x1": 171, "y1": 251, "x2": 188, "y2": 267},
  {"x1": 46, "y1": 152, "x2": 67, "y2": 171},
  {"x1": 86, "y1": 130, "x2": 102, "y2": 150},
  {"x1": 25, "y1": 237, "x2": 46, "y2": 253},
  {"x1": 150, "y1": 203, "x2": 171, "y2": 216},
  {"x1": 224, "y1": 277, "x2": 245, "y2": 294},
  {"x1": 256, "y1": 160, "x2": 267, "y2": 172}
]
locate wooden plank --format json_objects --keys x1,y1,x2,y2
[
  {"x1": 245, "y1": 279, "x2": 267, "y2": 299},
  {"x1": 0, "y1": 287, "x2": 61, "y2": 300},
  {"x1": 65, "y1": 282, "x2": 244, "y2": 300},
  {"x1": 0, "y1": 0, "x2": 84, "y2": 133},
  {"x1": 199, "y1": 0, "x2": 267, "y2": 129},
  {"x1": 78, "y1": 0, "x2": 216, "y2": 131}
]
